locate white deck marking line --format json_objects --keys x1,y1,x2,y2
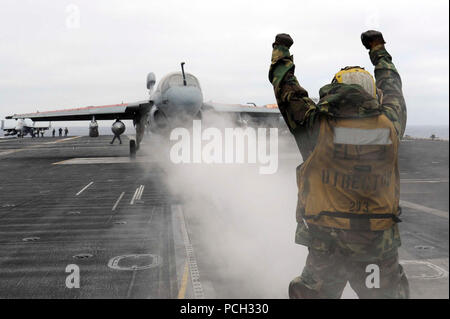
[
  {"x1": 400, "y1": 200, "x2": 448, "y2": 219},
  {"x1": 130, "y1": 186, "x2": 141, "y2": 205},
  {"x1": 172, "y1": 204, "x2": 205, "y2": 299},
  {"x1": 401, "y1": 179, "x2": 449, "y2": 184},
  {"x1": 137, "y1": 185, "x2": 145, "y2": 200},
  {"x1": 112, "y1": 192, "x2": 125, "y2": 211},
  {"x1": 130, "y1": 188, "x2": 139, "y2": 205},
  {"x1": 130, "y1": 185, "x2": 144, "y2": 204},
  {"x1": 106, "y1": 192, "x2": 126, "y2": 224},
  {"x1": 76, "y1": 181, "x2": 94, "y2": 196},
  {"x1": 136, "y1": 186, "x2": 142, "y2": 201},
  {"x1": 52, "y1": 157, "x2": 154, "y2": 165}
]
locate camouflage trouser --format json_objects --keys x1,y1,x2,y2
[{"x1": 289, "y1": 247, "x2": 409, "y2": 299}]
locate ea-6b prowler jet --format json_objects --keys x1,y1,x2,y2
[{"x1": 6, "y1": 63, "x2": 281, "y2": 156}]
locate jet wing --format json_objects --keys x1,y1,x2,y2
[
  {"x1": 201, "y1": 101, "x2": 281, "y2": 126},
  {"x1": 202, "y1": 101, "x2": 280, "y2": 116},
  {"x1": 6, "y1": 101, "x2": 150, "y2": 121},
  {"x1": 201, "y1": 102, "x2": 281, "y2": 127}
]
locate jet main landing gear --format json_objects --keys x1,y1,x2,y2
[{"x1": 129, "y1": 140, "x2": 136, "y2": 158}]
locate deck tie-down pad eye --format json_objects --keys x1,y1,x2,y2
[{"x1": 108, "y1": 254, "x2": 162, "y2": 271}]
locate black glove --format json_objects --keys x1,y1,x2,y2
[
  {"x1": 272, "y1": 33, "x2": 293, "y2": 49},
  {"x1": 361, "y1": 30, "x2": 386, "y2": 50}
]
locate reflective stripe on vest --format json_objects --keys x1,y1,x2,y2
[{"x1": 296, "y1": 114, "x2": 400, "y2": 231}]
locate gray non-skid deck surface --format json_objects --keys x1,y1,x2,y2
[
  {"x1": 0, "y1": 136, "x2": 177, "y2": 298},
  {"x1": 0, "y1": 135, "x2": 448, "y2": 298}
]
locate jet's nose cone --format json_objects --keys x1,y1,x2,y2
[{"x1": 165, "y1": 86, "x2": 203, "y2": 118}]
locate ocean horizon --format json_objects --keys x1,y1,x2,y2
[{"x1": 2, "y1": 124, "x2": 448, "y2": 140}]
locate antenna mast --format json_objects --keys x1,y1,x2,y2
[{"x1": 181, "y1": 62, "x2": 187, "y2": 86}]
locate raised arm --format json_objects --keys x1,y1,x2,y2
[
  {"x1": 362, "y1": 30, "x2": 407, "y2": 138},
  {"x1": 268, "y1": 34, "x2": 318, "y2": 156}
]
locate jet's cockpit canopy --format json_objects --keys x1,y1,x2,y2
[{"x1": 156, "y1": 72, "x2": 201, "y2": 94}]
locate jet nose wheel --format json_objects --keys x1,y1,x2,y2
[{"x1": 130, "y1": 139, "x2": 136, "y2": 158}]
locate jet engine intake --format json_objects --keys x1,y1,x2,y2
[{"x1": 148, "y1": 105, "x2": 168, "y2": 133}]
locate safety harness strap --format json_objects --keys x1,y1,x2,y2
[{"x1": 304, "y1": 210, "x2": 402, "y2": 223}]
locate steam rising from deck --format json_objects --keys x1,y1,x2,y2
[{"x1": 138, "y1": 113, "x2": 308, "y2": 298}]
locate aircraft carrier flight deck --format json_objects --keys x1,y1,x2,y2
[{"x1": 0, "y1": 134, "x2": 448, "y2": 299}]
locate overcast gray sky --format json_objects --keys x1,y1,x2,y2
[{"x1": 0, "y1": 0, "x2": 448, "y2": 125}]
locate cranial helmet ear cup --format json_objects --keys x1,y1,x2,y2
[{"x1": 332, "y1": 66, "x2": 377, "y2": 98}]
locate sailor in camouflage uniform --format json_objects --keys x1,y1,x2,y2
[{"x1": 269, "y1": 31, "x2": 409, "y2": 299}]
